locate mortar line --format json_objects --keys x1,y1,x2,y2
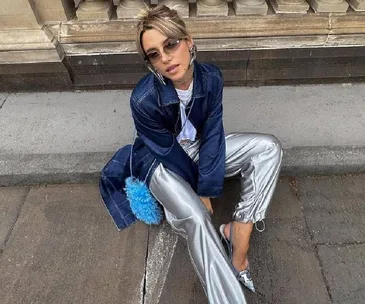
[
  {"x1": 297, "y1": 178, "x2": 334, "y2": 303},
  {"x1": 312, "y1": 245, "x2": 334, "y2": 303},
  {"x1": 315, "y1": 241, "x2": 365, "y2": 247},
  {"x1": 244, "y1": 49, "x2": 251, "y2": 86},
  {"x1": 0, "y1": 186, "x2": 31, "y2": 256}
]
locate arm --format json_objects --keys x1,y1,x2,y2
[
  {"x1": 197, "y1": 75, "x2": 225, "y2": 198},
  {"x1": 131, "y1": 98, "x2": 198, "y2": 189}
]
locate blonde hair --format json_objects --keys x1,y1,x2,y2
[{"x1": 136, "y1": 5, "x2": 189, "y2": 60}]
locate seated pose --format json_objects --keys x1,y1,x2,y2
[{"x1": 100, "y1": 5, "x2": 282, "y2": 304}]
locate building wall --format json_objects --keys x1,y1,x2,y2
[{"x1": 1, "y1": 1, "x2": 365, "y2": 91}]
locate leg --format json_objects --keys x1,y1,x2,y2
[
  {"x1": 223, "y1": 133, "x2": 282, "y2": 277},
  {"x1": 150, "y1": 164, "x2": 247, "y2": 304}
]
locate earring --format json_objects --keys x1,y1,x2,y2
[
  {"x1": 189, "y1": 45, "x2": 197, "y2": 67},
  {"x1": 146, "y1": 62, "x2": 166, "y2": 86},
  {"x1": 154, "y1": 70, "x2": 166, "y2": 86}
]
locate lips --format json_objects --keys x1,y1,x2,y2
[{"x1": 166, "y1": 64, "x2": 179, "y2": 73}]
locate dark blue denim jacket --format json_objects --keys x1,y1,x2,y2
[{"x1": 100, "y1": 61, "x2": 225, "y2": 230}]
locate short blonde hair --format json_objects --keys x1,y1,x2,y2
[{"x1": 136, "y1": 5, "x2": 189, "y2": 60}]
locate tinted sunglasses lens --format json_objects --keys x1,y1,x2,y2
[
  {"x1": 164, "y1": 39, "x2": 181, "y2": 54},
  {"x1": 147, "y1": 52, "x2": 160, "y2": 63},
  {"x1": 146, "y1": 39, "x2": 182, "y2": 63}
]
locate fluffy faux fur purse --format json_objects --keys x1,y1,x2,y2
[{"x1": 124, "y1": 134, "x2": 163, "y2": 225}]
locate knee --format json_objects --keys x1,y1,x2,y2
[
  {"x1": 263, "y1": 134, "x2": 281, "y2": 150},
  {"x1": 188, "y1": 207, "x2": 210, "y2": 227},
  {"x1": 263, "y1": 134, "x2": 281, "y2": 148},
  {"x1": 260, "y1": 134, "x2": 283, "y2": 161}
]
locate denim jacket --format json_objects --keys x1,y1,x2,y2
[{"x1": 99, "y1": 61, "x2": 225, "y2": 230}]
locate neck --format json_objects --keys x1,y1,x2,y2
[{"x1": 173, "y1": 65, "x2": 194, "y2": 90}]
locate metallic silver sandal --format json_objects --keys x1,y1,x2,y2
[{"x1": 219, "y1": 223, "x2": 256, "y2": 293}]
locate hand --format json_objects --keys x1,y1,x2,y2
[{"x1": 200, "y1": 197, "x2": 213, "y2": 215}]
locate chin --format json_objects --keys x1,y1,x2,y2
[
  {"x1": 170, "y1": 72, "x2": 186, "y2": 82},
  {"x1": 171, "y1": 76, "x2": 183, "y2": 83}
]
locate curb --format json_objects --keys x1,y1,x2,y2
[
  {"x1": 0, "y1": 152, "x2": 113, "y2": 186},
  {"x1": 1, "y1": 146, "x2": 365, "y2": 186},
  {"x1": 282, "y1": 146, "x2": 365, "y2": 176}
]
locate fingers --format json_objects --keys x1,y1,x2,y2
[{"x1": 200, "y1": 197, "x2": 214, "y2": 215}]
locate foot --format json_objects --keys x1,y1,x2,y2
[
  {"x1": 237, "y1": 265, "x2": 255, "y2": 293},
  {"x1": 219, "y1": 223, "x2": 256, "y2": 293},
  {"x1": 223, "y1": 223, "x2": 249, "y2": 270}
]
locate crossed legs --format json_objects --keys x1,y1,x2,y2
[{"x1": 149, "y1": 132, "x2": 282, "y2": 301}]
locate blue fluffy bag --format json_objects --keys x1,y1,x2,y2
[
  {"x1": 124, "y1": 133, "x2": 163, "y2": 225},
  {"x1": 124, "y1": 176, "x2": 163, "y2": 225}
]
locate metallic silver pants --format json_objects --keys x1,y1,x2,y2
[{"x1": 149, "y1": 132, "x2": 282, "y2": 304}]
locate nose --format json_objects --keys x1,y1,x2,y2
[{"x1": 160, "y1": 50, "x2": 171, "y2": 63}]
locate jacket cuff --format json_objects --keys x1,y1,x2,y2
[{"x1": 197, "y1": 187, "x2": 223, "y2": 198}]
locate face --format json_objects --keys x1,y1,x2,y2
[{"x1": 141, "y1": 28, "x2": 193, "y2": 84}]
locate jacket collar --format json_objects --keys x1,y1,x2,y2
[{"x1": 156, "y1": 61, "x2": 206, "y2": 107}]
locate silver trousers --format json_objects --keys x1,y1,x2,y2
[{"x1": 149, "y1": 132, "x2": 283, "y2": 304}]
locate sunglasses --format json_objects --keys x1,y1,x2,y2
[{"x1": 145, "y1": 38, "x2": 183, "y2": 64}]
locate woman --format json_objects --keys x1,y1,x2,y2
[{"x1": 100, "y1": 5, "x2": 282, "y2": 304}]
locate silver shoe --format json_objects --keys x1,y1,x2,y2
[
  {"x1": 237, "y1": 265, "x2": 255, "y2": 293},
  {"x1": 219, "y1": 224, "x2": 256, "y2": 293}
]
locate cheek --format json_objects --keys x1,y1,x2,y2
[
  {"x1": 152, "y1": 63, "x2": 165, "y2": 74},
  {"x1": 179, "y1": 49, "x2": 191, "y2": 69}
]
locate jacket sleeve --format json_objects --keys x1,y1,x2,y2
[
  {"x1": 196, "y1": 75, "x2": 225, "y2": 197},
  {"x1": 130, "y1": 97, "x2": 198, "y2": 189}
]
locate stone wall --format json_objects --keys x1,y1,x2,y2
[{"x1": 1, "y1": 0, "x2": 365, "y2": 91}]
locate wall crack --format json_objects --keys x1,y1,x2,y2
[{"x1": 0, "y1": 95, "x2": 8, "y2": 109}]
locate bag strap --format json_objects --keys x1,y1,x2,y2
[
  {"x1": 129, "y1": 129, "x2": 156, "y2": 183},
  {"x1": 129, "y1": 129, "x2": 137, "y2": 178}
]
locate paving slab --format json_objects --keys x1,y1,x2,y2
[
  {"x1": 156, "y1": 236, "x2": 207, "y2": 304},
  {"x1": 248, "y1": 218, "x2": 331, "y2": 304},
  {"x1": 146, "y1": 178, "x2": 331, "y2": 304},
  {"x1": 246, "y1": 178, "x2": 331, "y2": 304},
  {"x1": 266, "y1": 177, "x2": 303, "y2": 219},
  {"x1": 0, "y1": 186, "x2": 29, "y2": 249},
  {"x1": 144, "y1": 223, "x2": 184, "y2": 304},
  {"x1": 299, "y1": 175, "x2": 365, "y2": 244},
  {"x1": 0, "y1": 184, "x2": 148, "y2": 304},
  {"x1": 240, "y1": 178, "x2": 329, "y2": 304},
  {"x1": 318, "y1": 244, "x2": 365, "y2": 304}
]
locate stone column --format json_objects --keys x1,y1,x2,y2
[
  {"x1": 196, "y1": 0, "x2": 229, "y2": 16},
  {"x1": 29, "y1": 0, "x2": 75, "y2": 22},
  {"x1": 308, "y1": 0, "x2": 349, "y2": 12},
  {"x1": 1, "y1": 0, "x2": 40, "y2": 29},
  {"x1": 0, "y1": 0, "x2": 72, "y2": 90},
  {"x1": 114, "y1": 0, "x2": 147, "y2": 19},
  {"x1": 160, "y1": 0, "x2": 189, "y2": 18},
  {"x1": 270, "y1": 0, "x2": 309, "y2": 13},
  {"x1": 76, "y1": 0, "x2": 113, "y2": 21},
  {"x1": 348, "y1": 0, "x2": 365, "y2": 11},
  {"x1": 233, "y1": 0, "x2": 268, "y2": 15}
]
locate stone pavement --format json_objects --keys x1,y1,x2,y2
[{"x1": 1, "y1": 175, "x2": 365, "y2": 304}]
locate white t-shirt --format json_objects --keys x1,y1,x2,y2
[{"x1": 176, "y1": 81, "x2": 197, "y2": 143}]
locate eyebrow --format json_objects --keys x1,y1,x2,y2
[{"x1": 145, "y1": 38, "x2": 169, "y2": 54}]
